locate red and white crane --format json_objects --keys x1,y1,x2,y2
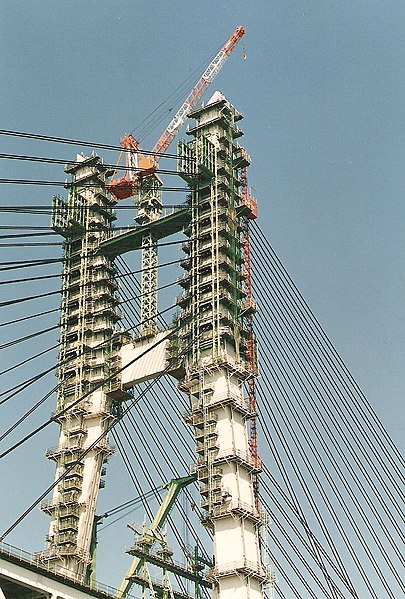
[{"x1": 108, "y1": 26, "x2": 245, "y2": 200}]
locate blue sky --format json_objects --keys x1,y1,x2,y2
[{"x1": 0, "y1": 0, "x2": 404, "y2": 594}]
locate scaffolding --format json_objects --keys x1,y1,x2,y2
[
  {"x1": 175, "y1": 92, "x2": 271, "y2": 599},
  {"x1": 41, "y1": 154, "x2": 121, "y2": 581},
  {"x1": 40, "y1": 93, "x2": 270, "y2": 599}
]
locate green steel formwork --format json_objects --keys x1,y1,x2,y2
[{"x1": 174, "y1": 94, "x2": 268, "y2": 599}]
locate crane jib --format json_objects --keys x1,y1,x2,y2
[
  {"x1": 151, "y1": 26, "x2": 245, "y2": 160},
  {"x1": 109, "y1": 26, "x2": 245, "y2": 199}
]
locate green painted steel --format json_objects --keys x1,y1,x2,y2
[
  {"x1": 96, "y1": 209, "x2": 190, "y2": 257},
  {"x1": 117, "y1": 475, "x2": 199, "y2": 599}
]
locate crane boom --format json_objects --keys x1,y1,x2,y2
[
  {"x1": 151, "y1": 25, "x2": 245, "y2": 159},
  {"x1": 108, "y1": 26, "x2": 245, "y2": 199}
]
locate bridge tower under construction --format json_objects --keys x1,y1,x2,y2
[
  {"x1": 40, "y1": 154, "x2": 128, "y2": 581},
  {"x1": 33, "y1": 92, "x2": 270, "y2": 599},
  {"x1": 176, "y1": 92, "x2": 268, "y2": 599}
]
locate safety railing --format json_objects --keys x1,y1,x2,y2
[{"x1": 0, "y1": 540, "x2": 139, "y2": 598}]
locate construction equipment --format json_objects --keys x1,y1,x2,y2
[
  {"x1": 108, "y1": 26, "x2": 245, "y2": 200},
  {"x1": 117, "y1": 474, "x2": 200, "y2": 599}
]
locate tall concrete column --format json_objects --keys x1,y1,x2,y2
[
  {"x1": 39, "y1": 154, "x2": 125, "y2": 581},
  {"x1": 177, "y1": 92, "x2": 271, "y2": 598}
]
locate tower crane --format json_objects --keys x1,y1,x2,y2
[{"x1": 108, "y1": 26, "x2": 245, "y2": 200}]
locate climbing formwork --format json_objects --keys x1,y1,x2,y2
[
  {"x1": 176, "y1": 92, "x2": 270, "y2": 599},
  {"x1": 40, "y1": 154, "x2": 126, "y2": 581},
  {"x1": 37, "y1": 94, "x2": 270, "y2": 599}
]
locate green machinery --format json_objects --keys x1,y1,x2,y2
[
  {"x1": 116, "y1": 474, "x2": 211, "y2": 599},
  {"x1": 89, "y1": 474, "x2": 212, "y2": 599}
]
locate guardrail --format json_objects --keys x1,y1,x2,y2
[{"x1": 0, "y1": 540, "x2": 137, "y2": 598}]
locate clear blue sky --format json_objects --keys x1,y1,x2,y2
[{"x1": 0, "y1": 0, "x2": 404, "y2": 594}]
